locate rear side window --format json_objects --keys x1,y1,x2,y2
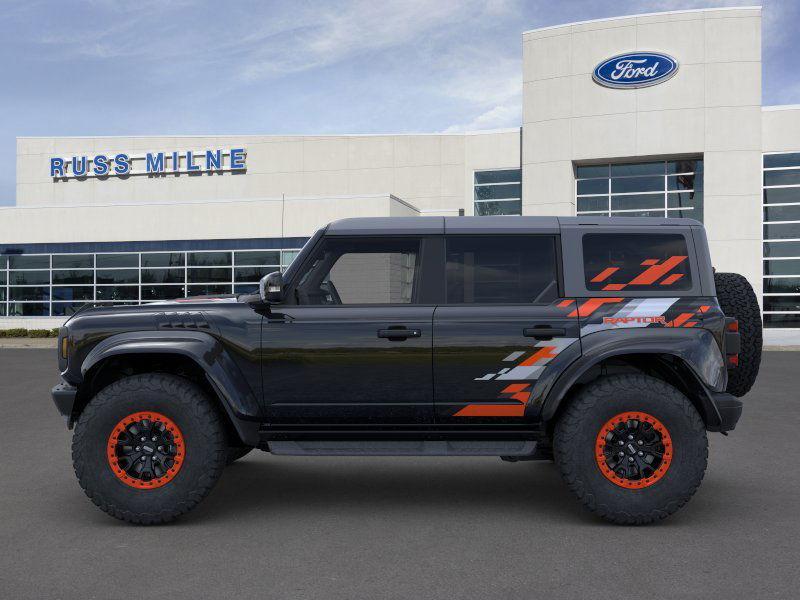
[
  {"x1": 446, "y1": 236, "x2": 558, "y2": 304},
  {"x1": 583, "y1": 233, "x2": 692, "y2": 292}
]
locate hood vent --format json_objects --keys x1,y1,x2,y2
[{"x1": 156, "y1": 311, "x2": 210, "y2": 330}]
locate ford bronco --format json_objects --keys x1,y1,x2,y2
[{"x1": 51, "y1": 216, "x2": 762, "y2": 524}]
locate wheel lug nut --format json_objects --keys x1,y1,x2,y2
[
  {"x1": 618, "y1": 441, "x2": 624, "y2": 446},
  {"x1": 628, "y1": 457, "x2": 634, "y2": 462},
  {"x1": 619, "y1": 451, "x2": 624, "y2": 457},
  {"x1": 628, "y1": 435, "x2": 634, "y2": 440},
  {"x1": 637, "y1": 440, "x2": 643, "y2": 445},
  {"x1": 638, "y1": 451, "x2": 644, "y2": 456},
  {"x1": 141, "y1": 437, "x2": 146, "y2": 442},
  {"x1": 135, "y1": 446, "x2": 141, "y2": 451}
]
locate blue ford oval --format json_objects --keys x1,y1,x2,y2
[{"x1": 593, "y1": 52, "x2": 678, "y2": 89}]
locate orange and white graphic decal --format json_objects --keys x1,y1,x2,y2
[
  {"x1": 579, "y1": 298, "x2": 718, "y2": 335},
  {"x1": 455, "y1": 333, "x2": 579, "y2": 418},
  {"x1": 454, "y1": 383, "x2": 532, "y2": 417},
  {"x1": 590, "y1": 256, "x2": 688, "y2": 291},
  {"x1": 473, "y1": 337, "x2": 579, "y2": 382}
]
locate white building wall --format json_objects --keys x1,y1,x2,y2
[
  {"x1": 522, "y1": 7, "x2": 763, "y2": 302},
  {"x1": 16, "y1": 131, "x2": 521, "y2": 217},
  {"x1": 0, "y1": 194, "x2": 418, "y2": 244},
  {"x1": 763, "y1": 106, "x2": 800, "y2": 151}
]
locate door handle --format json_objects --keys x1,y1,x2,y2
[
  {"x1": 377, "y1": 328, "x2": 421, "y2": 340},
  {"x1": 523, "y1": 326, "x2": 566, "y2": 340}
]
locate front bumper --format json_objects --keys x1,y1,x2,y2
[
  {"x1": 52, "y1": 382, "x2": 78, "y2": 427},
  {"x1": 707, "y1": 391, "x2": 743, "y2": 432}
]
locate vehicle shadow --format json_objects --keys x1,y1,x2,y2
[{"x1": 189, "y1": 454, "x2": 597, "y2": 525}]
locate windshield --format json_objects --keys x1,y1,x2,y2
[{"x1": 282, "y1": 227, "x2": 325, "y2": 284}]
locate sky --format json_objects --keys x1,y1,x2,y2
[{"x1": 1, "y1": 0, "x2": 798, "y2": 206}]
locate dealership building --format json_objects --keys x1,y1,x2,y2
[{"x1": 3, "y1": 6, "x2": 800, "y2": 343}]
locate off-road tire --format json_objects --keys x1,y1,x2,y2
[
  {"x1": 554, "y1": 374, "x2": 708, "y2": 525},
  {"x1": 226, "y1": 446, "x2": 253, "y2": 465},
  {"x1": 714, "y1": 271, "x2": 762, "y2": 396},
  {"x1": 72, "y1": 373, "x2": 228, "y2": 525}
]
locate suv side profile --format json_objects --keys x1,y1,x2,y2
[{"x1": 52, "y1": 216, "x2": 761, "y2": 524}]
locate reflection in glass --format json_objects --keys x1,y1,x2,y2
[
  {"x1": 9, "y1": 271, "x2": 50, "y2": 285},
  {"x1": 474, "y1": 200, "x2": 522, "y2": 216},
  {"x1": 51, "y1": 286, "x2": 93, "y2": 301},
  {"x1": 52, "y1": 270, "x2": 93, "y2": 284},
  {"x1": 188, "y1": 252, "x2": 232, "y2": 267},
  {"x1": 9, "y1": 255, "x2": 48, "y2": 269},
  {"x1": 96, "y1": 254, "x2": 138, "y2": 268},
  {"x1": 96, "y1": 269, "x2": 138, "y2": 284},
  {"x1": 52, "y1": 254, "x2": 93, "y2": 269},
  {"x1": 141, "y1": 253, "x2": 185, "y2": 268}
]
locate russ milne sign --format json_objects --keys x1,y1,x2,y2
[
  {"x1": 50, "y1": 148, "x2": 246, "y2": 179},
  {"x1": 592, "y1": 52, "x2": 678, "y2": 89}
]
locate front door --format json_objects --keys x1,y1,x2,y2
[
  {"x1": 262, "y1": 236, "x2": 435, "y2": 425},
  {"x1": 433, "y1": 234, "x2": 580, "y2": 424}
]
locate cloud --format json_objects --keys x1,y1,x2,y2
[
  {"x1": 442, "y1": 103, "x2": 521, "y2": 133},
  {"x1": 236, "y1": 0, "x2": 494, "y2": 82}
]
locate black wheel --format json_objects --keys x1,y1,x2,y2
[
  {"x1": 553, "y1": 374, "x2": 708, "y2": 525},
  {"x1": 72, "y1": 373, "x2": 228, "y2": 525},
  {"x1": 226, "y1": 446, "x2": 253, "y2": 465},
  {"x1": 714, "y1": 271, "x2": 762, "y2": 396}
]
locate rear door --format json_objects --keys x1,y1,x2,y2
[{"x1": 433, "y1": 234, "x2": 580, "y2": 424}]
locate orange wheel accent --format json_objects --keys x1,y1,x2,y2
[
  {"x1": 106, "y1": 411, "x2": 185, "y2": 490},
  {"x1": 595, "y1": 411, "x2": 672, "y2": 489}
]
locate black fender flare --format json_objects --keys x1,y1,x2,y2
[
  {"x1": 536, "y1": 328, "x2": 727, "y2": 429},
  {"x1": 81, "y1": 330, "x2": 261, "y2": 446}
]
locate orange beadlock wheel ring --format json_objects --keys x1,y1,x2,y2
[
  {"x1": 595, "y1": 411, "x2": 672, "y2": 489},
  {"x1": 106, "y1": 411, "x2": 185, "y2": 490}
]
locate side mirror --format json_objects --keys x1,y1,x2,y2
[{"x1": 259, "y1": 271, "x2": 284, "y2": 304}]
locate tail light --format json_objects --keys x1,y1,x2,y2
[{"x1": 724, "y1": 318, "x2": 740, "y2": 369}]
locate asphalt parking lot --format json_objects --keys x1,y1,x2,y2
[{"x1": 1, "y1": 349, "x2": 799, "y2": 599}]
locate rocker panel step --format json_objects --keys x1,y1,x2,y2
[{"x1": 267, "y1": 440, "x2": 538, "y2": 457}]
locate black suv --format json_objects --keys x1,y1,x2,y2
[{"x1": 52, "y1": 216, "x2": 762, "y2": 524}]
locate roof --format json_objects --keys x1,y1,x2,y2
[{"x1": 326, "y1": 216, "x2": 701, "y2": 235}]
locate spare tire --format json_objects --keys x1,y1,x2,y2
[{"x1": 713, "y1": 272, "x2": 762, "y2": 396}]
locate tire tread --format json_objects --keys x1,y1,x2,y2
[
  {"x1": 714, "y1": 271, "x2": 762, "y2": 397},
  {"x1": 72, "y1": 373, "x2": 227, "y2": 525},
  {"x1": 554, "y1": 374, "x2": 708, "y2": 525}
]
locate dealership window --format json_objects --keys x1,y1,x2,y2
[
  {"x1": 474, "y1": 169, "x2": 522, "y2": 216},
  {"x1": 576, "y1": 159, "x2": 703, "y2": 221},
  {"x1": 763, "y1": 153, "x2": 800, "y2": 329},
  {"x1": 1, "y1": 247, "x2": 300, "y2": 317}
]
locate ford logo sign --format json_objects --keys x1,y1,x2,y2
[{"x1": 593, "y1": 52, "x2": 678, "y2": 89}]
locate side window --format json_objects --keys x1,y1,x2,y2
[
  {"x1": 445, "y1": 236, "x2": 558, "y2": 304},
  {"x1": 294, "y1": 238, "x2": 419, "y2": 305},
  {"x1": 582, "y1": 233, "x2": 692, "y2": 292}
]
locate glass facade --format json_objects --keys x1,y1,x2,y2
[
  {"x1": 763, "y1": 153, "x2": 800, "y2": 328},
  {"x1": 575, "y1": 159, "x2": 703, "y2": 220},
  {"x1": 474, "y1": 169, "x2": 522, "y2": 216},
  {"x1": 0, "y1": 248, "x2": 300, "y2": 317}
]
